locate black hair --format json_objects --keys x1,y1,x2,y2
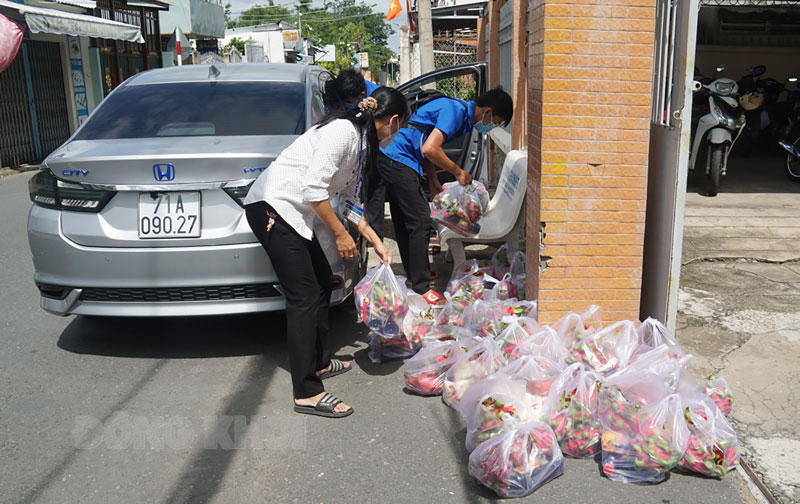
[
  {"x1": 323, "y1": 68, "x2": 367, "y2": 109},
  {"x1": 475, "y1": 87, "x2": 514, "y2": 127},
  {"x1": 316, "y1": 86, "x2": 410, "y2": 176}
]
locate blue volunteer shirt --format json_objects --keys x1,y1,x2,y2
[
  {"x1": 381, "y1": 98, "x2": 475, "y2": 175},
  {"x1": 365, "y1": 80, "x2": 380, "y2": 97}
]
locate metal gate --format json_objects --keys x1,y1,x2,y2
[
  {"x1": 28, "y1": 40, "x2": 71, "y2": 158},
  {"x1": 0, "y1": 45, "x2": 35, "y2": 167},
  {"x1": 0, "y1": 40, "x2": 70, "y2": 168},
  {"x1": 640, "y1": 0, "x2": 700, "y2": 329}
]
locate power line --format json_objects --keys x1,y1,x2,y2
[{"x1": 234, "y1": 9, "x2": 381, "y2": 22}]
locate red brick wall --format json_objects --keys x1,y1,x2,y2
[{"x1": 526, "y1": 0, "x2": 656, "y2": 324}]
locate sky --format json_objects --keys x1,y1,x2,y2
[{"x1": 226, "y1": 0, "x2": 407, "y2": 54}]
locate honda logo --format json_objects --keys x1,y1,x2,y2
[{"x1": 153, "y1": 163, "x2": 175, "y2": 181}]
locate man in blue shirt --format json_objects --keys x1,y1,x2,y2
[{"x1": 365, "y1": 88, "x2": 514, "y2": 293}]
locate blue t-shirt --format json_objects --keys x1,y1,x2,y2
[
  {"x1": 365, "y1": 80, "x2": 379, "y2": 97},
  {"x1": 381, "y1": 98, "x2": 475, "y2": 175}
]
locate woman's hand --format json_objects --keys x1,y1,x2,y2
[
  {"x1": 335, "y1": 229, "x2": 358, "y2": 261},
  {"x1": 374, "y1": 241, "x2": 393, "y2": 265}
]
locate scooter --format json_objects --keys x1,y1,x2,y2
[
  {"x1": 690, "y1": 77, "x2": 746, "y2": 196},
  {"x1": 777, "y1": 77, "x2": 800, "y2": 183}
]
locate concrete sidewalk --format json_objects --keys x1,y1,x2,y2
[{"x1": 677, "y1": 154, "x2": 800, "y2": 503}]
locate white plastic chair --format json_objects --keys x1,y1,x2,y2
[{"x1": 439, "y1": 149, "x2": 528, "y2": 266}]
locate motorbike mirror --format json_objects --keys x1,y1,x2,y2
[
  {"x1": 715, "y1": 64, "x2": 726, "y2": 73},
  {"x1": 752, "y1": 65, "x2": 767, "y2": 77},
  {"x1": 692, "y1": 80, "x2": 703, "y2": 92},
  {"x1": 789, "y1": 75, "x2": 799, "y2": 83}
]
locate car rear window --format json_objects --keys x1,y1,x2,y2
[{"x1": 74, "y1": 81, "x2": 306, "y2": 139}]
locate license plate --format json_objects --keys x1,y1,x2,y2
[{"x1": 138, "y1": 192, "x2": 201, "y2": 239}]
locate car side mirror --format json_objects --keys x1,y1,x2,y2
[{"x1": 752, "y1": 65, "x2": 767, "y2": 77}]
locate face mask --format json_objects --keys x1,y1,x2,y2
[
  {"x1": 379, "y1": 117, "x2": 400, "y2": 148},
  {"x1": 344, "y1": 101, "x2": 359, "y2": 111},
  {"x1": 474, "y1": 111, "x2": 496, "y2": 134}
]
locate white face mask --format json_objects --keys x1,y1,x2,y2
[{"x1": 379, "y1": 117, "x2": 400, "y2": 148}]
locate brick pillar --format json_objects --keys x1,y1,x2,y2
[{"x1": 526, "y1": 0, "x2": 657, "y2": 325}]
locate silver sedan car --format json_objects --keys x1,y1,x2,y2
[{"x1": 27, "y1": 63, "x2": 366, "y2": 317}]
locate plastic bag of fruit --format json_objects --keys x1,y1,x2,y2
[
  {"x1": 403, "y1": 340, "x2": 466, "y2": 396},
  {"x1": 543, "y1": 365, "x2": 604, "y2": 458},
  {"x1": 468, "y1": 416, "x2": 565, "y2": 498},
  {"x1": 568, "y1": 320, "x2": 638, "y2": 376},
  {"x1": 354, "y1": 264, "x2": 408, "y2": 338},
  {"x1": 497, "y1": 354, "x2": 564, "y2": 420},
  {"x1": 443, "y1": 337, "x2": 507, "y2": 408},
  {"x1": 678, "y1": 399, "x2": 739, "y2": 478},
  {"x1": 430, "y1": 180, "x2": 490, "y2": 237},
  {"x1": 600, "y1": 393, "x2": 690, "y2": 484},
  {"x1": 515, "y1": 325, "x2": 570, "y2": 364},
  {"x1": 552, "y1": 305, "x2": 603, "y2": 350},
  {"x1": 459, "y1": 373, "x2": 538, "y2": 451}
]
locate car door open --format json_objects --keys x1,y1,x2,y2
[{"x1": 398, "y1": 62, "x2": 488, "y2": 187}]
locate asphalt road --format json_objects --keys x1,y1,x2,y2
[{"x1": 0, "y1": 171, "x2": 756, "y2": 504}]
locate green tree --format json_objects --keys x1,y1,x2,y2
[
  {"x1": 301, "y1": 0, "x2": 395, "y2": 74},
  {"x1": 232, "y1": 1, "x2": 292, "y2": 28},
  {"x1": 223, "y1": 37, "x2": 248, "y2": 54},
  {"x1": 224, "y1": 2, "x2": 233, "y2": 28}
]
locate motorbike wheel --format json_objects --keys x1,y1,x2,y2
[
  {"x1": 786, "y1": 153, "x2": 800, "y2": 183},
  {"x1": 706, "y1": 144, "x2": 724, "y2": 196}
]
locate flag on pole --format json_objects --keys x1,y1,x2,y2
[{"x1": 386, "y1": 0, "x2": 402, "y2": 20}]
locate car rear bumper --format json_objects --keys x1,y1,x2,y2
[{"x1": 28, "y1": 206, "x2": 350, "y2": 316}]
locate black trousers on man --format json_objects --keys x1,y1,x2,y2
[
  {"x1": 245, "y1": 201, "x2": 332, "y2": 400},
  {"x1": 365, "y1": 152, "x2": 432, "y2": 294}
]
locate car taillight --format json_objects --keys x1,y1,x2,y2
[
  {"x1": 28, "y1": 170, "x2": 114, "y2": 212},
  {"x1": 223, "y1": 181, "x2": 255, "y2": 207}
]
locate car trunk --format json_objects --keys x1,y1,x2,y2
[{"x1": 46, "y1": 136, "x2": 296, "y2": 248}]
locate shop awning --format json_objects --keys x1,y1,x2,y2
[{"x1": 0, "y1": 0, "x2": 145, "y2": 43}]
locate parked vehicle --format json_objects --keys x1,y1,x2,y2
[
  {"x1": 690, "y1": 76, "x2": 746, "y2": 196},
  {"x1": 777, "y1": 78, "x2": 800, "y2": 182},
  {"x1": 26, "y1": 62, "x2": 490, "y2": 317}
]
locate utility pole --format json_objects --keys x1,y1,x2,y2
[
  {"x1": 399, "y1": 24, "x2": 411, "y2": 84},
  {"x1": 417, "y1": 0, "x2": 434, "y2": 74}
]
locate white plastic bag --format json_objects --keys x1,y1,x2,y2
[
  {"x1": 632, "y1": 317, "x2": 686, "y2": 361},
  {"x1": 430, "y1": 180, "x2": 490, "y2": 237},
  {"x1": 544, "y1": 366, "x2": 603, "y2": 458},
  {"x1": 437, "y1": 291, "x2": 472, "y2": 327},
  {"x1": 459, "y1": 374, "x2": 538, "y2": 451},
  {"x1": 497, "y1": 354, "x2": 564, "y2": 420},
  {"x1": 468, "y1": 416, "x2": 565, "y2": 498},
  {"x1": 354, "y1": 264, "x2": 408, "y2": 338},
  {"x1": 443, "y1": 337, "x2": 506, "y2": 408},
  {"x1": 403, "y1": 340, "x2": 466, "y2": 396},
  {"x1": 679, "y1": 399, "x2": 740, "y2": 478},
  {"x1": 552, "y1": 305, "x2": 603, "y2": 349},
  {"x1": 601, "y1": 394, "x2": 690, "y2": 484},
  {"x1": 515, "y1": 325, "x2": 570, "y2": 364},
  {"x1": 568, "y1": 320, "x2": 638, "y2": 376},
  {"x1": 495, "y1": 317, "x2": 531, "y2": 360},
  {"x1": 402, "y1": 293, "x2": 438, "y2": 346}
]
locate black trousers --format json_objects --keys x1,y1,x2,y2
[
  {"x1": 245, "y1": 201, "x2": 332, "y2": 400},
  {"x1": 365, "y1": 152, "x2": 432, "y2": 294}
]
